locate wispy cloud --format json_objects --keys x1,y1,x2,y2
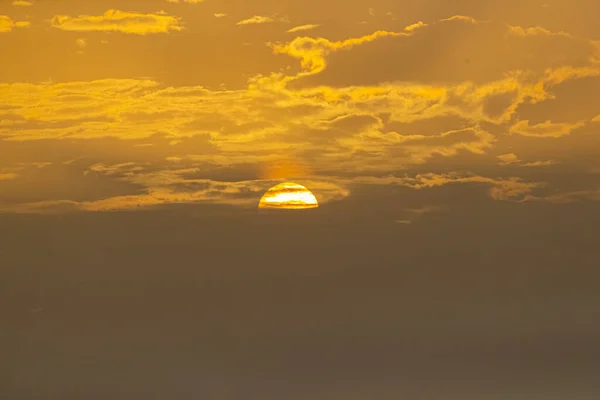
[
  {"x1": 50, "y1": 9, "x2": 183, "y2": 35},
  {"x1": 12, "y1": 0, "x2": 33, "y2": 6},
  {"x1": 508, "y1": 25, "x2": 572, "y2": 37},
  {"x1": 287, "y1": 24, "x2": 320, "y2": 33},
  {"x1": 0, "y1": 173, "x2": 18, "y2": 181},
  {"x1": 509, "y1": 120, "x2": 586, "y2": 138},
  {"x1": 404, "y1": 21, "x2": 427, "y2": 31},
  {"x1": 236, "y1": 16, "x2": 274, "y2": 26},
  {"x1": 497, "y1": 153, "x2": 556, "y2": 167}
]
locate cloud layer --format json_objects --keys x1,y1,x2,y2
[{"x1": 2, "y1": 1, "x2": 600, "y2": 213}]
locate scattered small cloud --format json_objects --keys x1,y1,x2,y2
[
  {"x1": 498, "y1": 153, "x2": 556, "y2": 167},
  {"x1": 236, "y1": 16, "x2": 274, "y2": 26},
  {"x1": 497, "y1": 153, "x2": 520, "y2": 165},
  {"x1": 523, "y1": 160, "x2": 557, "y2": 167},
  {"x1": 75, "y1": 37, "x2": 87, "y2": 53},
  {"x1": 508, "y1": 25, "x2": 572, "y2": 37},
  {"x1": 0, "y1": 15, "x2": 30, "y2": 32},
  {"x1": 287, "y1": 24, "x2": 320, "y2": 33},
  {"x1": 396, "y1": 205, "x2": 443, "y2": 225},
  {"x1": 0, "y1": 172, "x2": 18, "y2": 181},
  {"x1": 12, "y1": 0, "x2": 33, "y2": 6},
  {"x1": 404, "y1": 21, "x2": 427, "y2": 31},
  {"x1": 32, "y1": 162, "x2": 52, "y2": 168},
  {"x1": 509, "y1": 120, "x2": 586, "y2": 138},
  {"x1": 50, "y1": 9, "x2": 183, "y2": 35},
  {"x1": 214, "y1": 13, "x2": 227, "y2": 18},
  {"x1": 440, "y1": 15, "x2": 478, "y2": 24}
]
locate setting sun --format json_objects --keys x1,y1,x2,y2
[{"x1": 258, "y1": 182, "x2": 319, "y2": 209}]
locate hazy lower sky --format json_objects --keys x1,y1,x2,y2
[{"x1": 1, "y1": 0, "x2": 600, "y2": 399}]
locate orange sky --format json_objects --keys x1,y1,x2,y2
[{"x1": 1, "y1": 0, "x2": 600, "y2": 213}]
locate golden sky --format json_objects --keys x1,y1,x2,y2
[
  {"x1": 2, "y1": 2, "x2": 600, "y2": 398},
  {"x1": 1, "y1": 0, "x2": 600, "y2": 213}
]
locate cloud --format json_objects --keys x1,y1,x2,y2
[
  {"x1": 0, "y1": 168, "x2": 350, "y2": 213},
  {"x1": 0, "y1": 15, "x2": 30, "y2": 32},
  {"x1": 270, "y1": 29, "x2": 407, "y2": 77},
  {"x1": 12, "y1": 0, "x2": 32, "y2": 6},
  {"x1": 507, "y1": 25, "x2": 572, "y2": 38},
  {"x1": 287, "y1": 24, "x2": 320, "y2": 33},
  {"x1": 275, "y1": 16, "x2": 598, "y2": 89},
  {"x1": 372, "y1": 127, "x2": 496, "y2": 164},
  {"x1": 50, "y1": 9, "x2": 183, "y2": 35},
  {"x1": 236, "y1": 16, "x2": 274, "y2": 26},
  {"x1": 3, "y1": 14, "x2": 600, "y2": 213},
  {"x1": 0, "y1": 165, "x2": 544, "y2": 214},
  {"x1": 75, "y1": 38, "x2": 87, "y2": 53},
  {"x1": 343, "y1": 173, "x2": 543, "y2": 201},
  {"x1": 497, "y1": 153, "x2": 556, "y2": 167},
  {"x1": 167, "y1": 0, "x2": 204, "y2": 3},
  {"x1": 396, "y1": 205, "x2": 443, "y2": 225},
  {"x1": 404, "y1": 21, "x2": 427, "y2": 31},
  {"x1": 523, "y1": 160, "x2": 556, "y2": 167},
  {"x1": 214, "y1": 13, "x2": 227, "y2": 18},
  {"x1": 524, "y1": 188, "x2": 600, "y2": 204},
  {"x1": 0, "y1": 172, "x2": 18, "y2": 181},
  {"x1": 497, "y1": 153, "x2": 520, "y2": 165},
  {"x1": 514, "y1": 72, "x2": 600, "y2": 124},
  {"x1": 509, "y1": 120, "x2": 586, "y2": 138},
  {"x1": 440, "y1": 15, "x2": 479, "y2": 24},
  {"x1": 85, "y1": 162, "x2": 142, "y2": 176}
]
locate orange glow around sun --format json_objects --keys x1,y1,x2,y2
[{"x1": 258, "y1": 182, "x2": 319, "y2": 209}]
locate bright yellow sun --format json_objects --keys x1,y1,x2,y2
[{"x1": 258, "y1": 182, "x2": 319, "y2": 209}]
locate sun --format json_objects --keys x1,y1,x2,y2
[{"x1": 258, "y1": 182, "x2": 319, "y2": 209}]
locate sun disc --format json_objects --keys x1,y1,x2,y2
[{"x1": 258, "y1": 182, "x2": 319, "y2": 209}]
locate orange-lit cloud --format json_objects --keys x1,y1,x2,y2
[
  {"x1": 404, "y1": 21, "x2": 427, "y2": 31},
  {"x1": 0, "y1": 172, "x2": 18, "y2": 181},
  {"x1": 497, "y1": 153, "x2": 520, "y2": 165},
  {"x1": 287, "y1": 24, "x2": 320, "y2": 33},
  {"x1": 2, "y1": 6, "x2": 600, "y2": 214},
  {"x1": 236, "y1": 16, "x2": 274, "y2": 25},
  {"x1": 0, "y1": 15, "x2": 30, "y2": 32},
  {"x1": 509, "y1": 120, "x2": 586, "y2": 138},
  {"x1": 508, "y1": 25, "x2": 572, "y2": 37},
  {"x1": 12, "y1": 0, "x2": 33, "y2": 6},
  {"x1": 497, "y1": 153, "x2": 556, "y2": 167},
  {"x1": 50, "y1": 10, "x2": 183, "y2": 35},
  {"x1": 345, "y1": 173, "x2": 543, "y2": 201}
]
